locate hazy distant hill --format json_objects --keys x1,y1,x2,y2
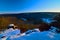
[{"x1": 0, "y1": 12, "x2": 58, "y2": 19}]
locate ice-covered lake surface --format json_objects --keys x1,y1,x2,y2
[{"x1": 0, "y1": 31, "x2": 60, "y2": 40}]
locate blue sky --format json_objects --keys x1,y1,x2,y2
[{"x1": 0, "y1": 0, "x2": 60, "y2": 13}]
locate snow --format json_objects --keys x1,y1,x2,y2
[{"x1": 0, "y1": 28, "x2": 60, "y2": 40}]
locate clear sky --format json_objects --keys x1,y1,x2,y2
[{"x1": 0, "y1": 0, "x2": 60, "y2": 13}]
